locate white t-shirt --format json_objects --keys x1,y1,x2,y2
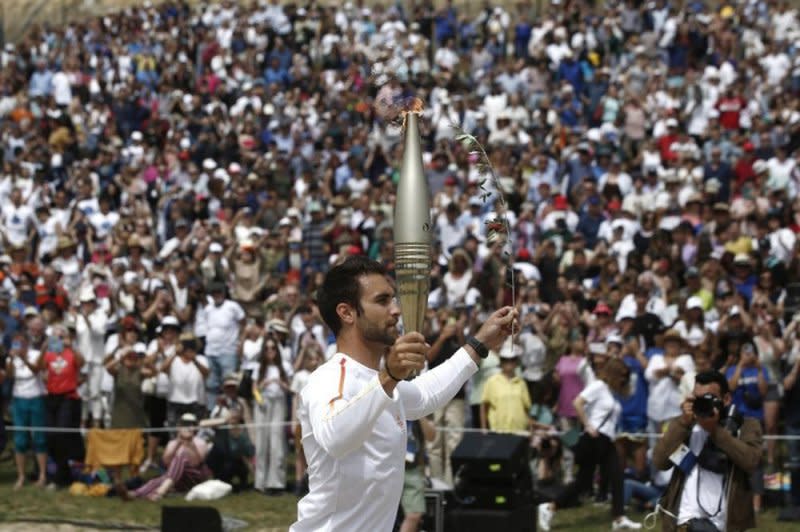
[
  {"x1": 678, "y1": 425, "x2": 727, "y2": 530},
  {"x1": 578, "y1": 379, "x2": 621, "y2": 439},
  {"x1": 12, "y1": 349, "x2": 45, "y2": 398},
  {"x1": 167, "y1": 355, "x2": 209, "y2": 405},
  {"x1": 241, "y1": 337, "x2": 263, "y2": 373},
  {"x1": 645, "y1": 354, "x2": 695, "y2": 422},
  {"x1": 36, "y1": 215, "x2": 61, "y2": 260},
  {"x1": 75, "y1": 309, "x2": 109, "y2": 364},
  {"x1": 75, "y1": 197, "x2": 100, "y2": 217},
  {"x1": 291, "y1": 348, "x2": 478, "y2": 532},
  {"x1": 519, "y1": 330, "x2": 546, "y2": 382},
  {"x1": 89, "y1": 210, "x2": 120, "y2": 240},
  {"x1": 146, "y1": 339, "x2": 174, "y2": 398},
  {"x1": 672, "y1": 320, "x2": 707, "y2": 347},
  {"x1": 52, "y1": 71, "x2": 72, "y2": 106},
  {"x1": 258, "y1": 364, "x2": 285, "y2": 399},
  {"x1": 203, "y1": 300, "x2": 245, "y2": 357},
  {"x1": 3, "y1": 204, "x2": 32, "y2": 246}
]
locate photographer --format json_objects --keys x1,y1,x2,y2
[{"x1": 653, "y1": 371, "x2": 762, "y2": 532}]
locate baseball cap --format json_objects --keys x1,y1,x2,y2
[
  {"x1": 605, "y1": 333, "x2": 624, "y2": 346},
  {"x1": 161, "y1": 315, "x2": 180, "y2": 329},
  {"x1": 686, "y1": 296, "x2": 703, "y2": 311},
  {"x1": 179, "y1": 412, "x2": 198, "y2": 425}
]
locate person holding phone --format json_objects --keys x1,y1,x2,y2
[{"x1": 40, "y1": 323, "x2": 84, "y2": 487}]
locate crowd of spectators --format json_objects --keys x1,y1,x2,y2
[{"x1": 1, "y1": 0, "x2": 800, "y2": 522}]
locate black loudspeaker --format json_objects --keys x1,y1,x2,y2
[
  {"x1": 422, "y1": 489, "x2": 446, "y2": 532},
  {"x1": 449, "y1": 504, "x2": 536, "y2": 532},
  {"x1": 161, "y1": 506, "x2": 223, "y2": 532},
  {"x1": 456, "y1": 483, "x2": 534, "y2": 510},
  {"x1": 451, "y1": 432, "x2": 530, "y2": 483}
]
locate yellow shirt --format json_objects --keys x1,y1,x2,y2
[
  {"x1": 724, "y1": 236, "x2": 752, "y2": 256},
  {"x1": 481, "y1": 373, "x2": 531, "y2": 432}
]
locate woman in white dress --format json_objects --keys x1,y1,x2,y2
[{"x1": 253, "y1": 338, "x2": 290, "y2": 494}]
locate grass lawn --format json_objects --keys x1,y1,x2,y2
[{"x1": 0, "y1": 453, "x2": 788, "y2": 531}]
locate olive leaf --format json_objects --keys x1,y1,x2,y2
[{"x1": 449, "y1": 120, "x2": 517, "y2": 333}]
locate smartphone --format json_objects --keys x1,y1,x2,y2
[
  {"x1": 11, "y1": 340, "x2": 21, "y2": 351},
  {"x1": 48, "y1": 337, "x2": 64, "y2": 353}
]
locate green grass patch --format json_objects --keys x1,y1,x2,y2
[{"x1": 0, "y1": 453, "x2": 787, "y2": 530}]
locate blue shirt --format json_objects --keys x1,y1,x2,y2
[
  {"x1": 619, "y1": 355, "x2": 648, "y2": 432},
  {"x1": 725, "y1": 365, "x2": 767, "y2": 420},
  {"x1": 29, "y1": 70, "x2": 53, "y2": 97}
]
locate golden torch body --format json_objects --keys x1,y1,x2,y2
[{"x1": 393, "y1": 112, "x2": 431, "y2": 339}]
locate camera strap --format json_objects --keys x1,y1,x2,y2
[{"x1": 696, "y1": 465, "x2": 725, "y2": 519}]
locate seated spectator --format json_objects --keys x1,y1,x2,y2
[
  {"x1": 205, "y1": 411, "x2": 254, "y2": 493},
  {"x1": 123, "y1": 413, "x2": 211, "y2": 501}
]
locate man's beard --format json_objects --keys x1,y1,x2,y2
[{"x1": 358, "y1": 317, "x2": 398, "y2": 347}]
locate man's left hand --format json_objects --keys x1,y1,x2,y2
[
  {"x1": 385, "y1": 332, "x2": 428, "y2": 380},
  {"x1": 474, "y1": 306, "x2": 519, "y2": 351}
]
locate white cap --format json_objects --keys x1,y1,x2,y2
[
  {"x1": 228, "y1": 162, "x2": 241, "y2": 174},
  {"x1": 79, "y1": 287, "x2": 96, "y2": 303},
  {"x1": 179, "y1": 138, "x2": 191, "y2": 150},
  {"x1": 202, "y1": 158, "x2": 217, "y2": 171},
  {"x1": 122, "y1": 271, "x2": 139, "y2": 285},
  {"x1": 133, "y1": 342, "x2": 147, "y2": 354},
  {"x1": 606, "y1": 333, "x2": 624, "y2": 346},
  {"x1": 588, "y1": 342, "x2": 607, "y2": 355},
  {"x1": 212, "y1": 168, "x2": 229, "y2": 182},
  {"x1": 161, "y1": 315, "x2": 180, "y2": 328},
  {"x1": 686, "y1": 296, "x2": 703, "y2": 311},
  {"x1": 209, "y1": 242, "x2": 224, "y2": 253},
  {"x1": 666, "y1": 118, "x2": 679, "y2": 128},
  {"x1": 278, "y1": 217, "x2": 291, "y2": 227}
]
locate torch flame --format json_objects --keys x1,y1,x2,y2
[{"x1": 400, "y1": 98, "x2": 424, "y2": 129}]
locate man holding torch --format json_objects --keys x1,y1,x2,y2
[{"x1": 290, "y1": 255, "x2": 517, "y2": 531}]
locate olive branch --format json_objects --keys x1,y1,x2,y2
[{"x1": 451, "y1": 123, "x2": 517, "y2": 339}]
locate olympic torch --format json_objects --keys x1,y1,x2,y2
[{"x1": 393, "y1": 111, "x2": 431, "y2": 364}]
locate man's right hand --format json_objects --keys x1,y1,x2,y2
[
  {"x1": 474, "y1": 306, "x2": 519, "y2": 351},
  {"x1": 385, "y1": 332, "x2": 428, "y2": 380},
  {"x1": 680, "y1": 397, "x2": 695, "y2": 426}
]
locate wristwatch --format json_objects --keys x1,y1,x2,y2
[{"x1": 465, "y1": 335, "x2": 489, "y2": 359}]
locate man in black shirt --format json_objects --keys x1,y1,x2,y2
[{"x1": 631, "y1": 285, "x2": 664, "y2": 349}]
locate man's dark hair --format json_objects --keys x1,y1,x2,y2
[
  {"x1": 316, "y1": 256, "x2": 387, "y2": 337},
  {"x1": 695, "y1": 370, "x2": 729, "y2": 396}
]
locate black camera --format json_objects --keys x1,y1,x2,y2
[{"x1": 693, "y1": 393, "x2": 724, "y2": 419}]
